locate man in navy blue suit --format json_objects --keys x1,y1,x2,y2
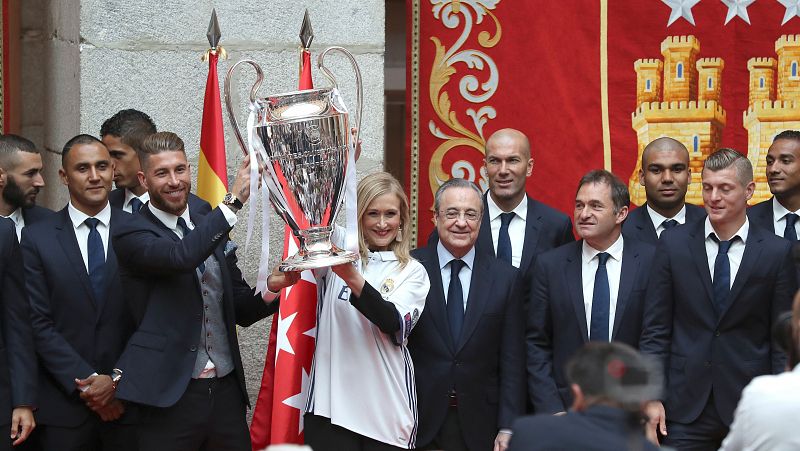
[
  {"x1": 22, "y1": 135, "x2": 137, "y2": 450},
  {"x1": 527, "y1": 170, "x2": 654, "y2": 415},
  {"x1": 0, "y1": 134, "x2": 52, "y2": 240},
  {"x1": 510, "y1": 342, "x2": 660, "y2": 451},
  {"x1": 112, "y1": 132, "x2": 296, "y2": 451},
  {"x1": 747, "y1": 130, "x2": 800, "y2": 241},
  {"x1": 623, "y1": 137, "x2": 705, "y2": 245},
  {"x1": 409, "y1": 178, "x2": 525, "y2": 451},
  {"x1": 641, "y1": 148, "x2": 797, "y2": 450},
  {"x1": 0, "y1": 218, "x2": 36, "y2": 450}
]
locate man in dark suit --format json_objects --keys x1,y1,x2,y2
[
  {"x1": 623, "y1": 137, "x2": 706, "y2": 245},
  {"x1": 0, "y1": 218, "x2": 36, "y2": 450},
  {"x1": 409, "y1": 177, "x2": 525, "y2": 451},
  {"x1": 21, "y1": 135, "x2": 137, "y2": 450},
  {"x1": 528, "y1": 170, "x2": 655, "y2": 415},
  {"x1": 641, "y1": 148, "x2": 797, "y2": 450},
  {"x1": 112, "y1": 132, "x2": 295, "y2": 451},
  {"x1": 747, "y1": 130, "x2": 800, "y2": 241},
  {"x1": 478, "y1": 128, "x2": 574, "y2": 274},
  {"x1": 0, "y1": 134, "x2": 52, "y2": 240},
  {"x1": 510, "y1": 342, "x2": 660, "y2": 451}
]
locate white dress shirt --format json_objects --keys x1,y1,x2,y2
[
  {"x1": 646, "y1": 204, "x2": 687, "y2": 238},
  {"x1": 581, "y1": 235, "x2": 624, "y2": 340},
  {"x1": 719, "y1": 364, "x2": 800, "y2": 451},
  {"x1": 771, "y1": 198, "x2": 800, "y2": 239},
  {"x1": 704, "y1": 217, "x2": 748, "y2": 289},
  {"x1": 123, "y1": 189, "x2": 150, "y2": 213},
  {"x1": 67, "y1": 202, "x2": 111, "y2": 272},
  {"x1": 1, "y1": 207, "x2": 25, "y2": 241},
  {"x1": 486, "y1": 194, "x2": 526, "y2": 268},
  {"x1": 437, "y1": 242, "x2": 476, "y2": 312}
]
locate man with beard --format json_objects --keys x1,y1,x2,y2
[
  {"x1": 112, "y1": 132, "x2": 296, "y2": 450},
  {"x1": 622, "y1": 137, "x2": 706, "y2": 245},
  {"x1": 748, "y1": 130, "x2": 800, "y2": 242},
  {"x1": 0, "y1": 134, "x2": 51, "y2": 240}
]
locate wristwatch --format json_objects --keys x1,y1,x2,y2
[
  {"x1": 111, "y1": 368, "x2": 123, "y2": 389},
  {"x1": 222, "y1": 193, "x2": 244, "y2": 212}
]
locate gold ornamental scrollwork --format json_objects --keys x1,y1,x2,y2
[{"x1": 428, "y1": 0, "x2": 502, "y2": 199}]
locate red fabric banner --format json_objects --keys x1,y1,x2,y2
[{"x1": 407, "y1": 0, "x2": 800, "y2": 245}]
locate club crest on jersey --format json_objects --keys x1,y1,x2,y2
[{"x1": 380, "y1": 278, "x2": 395, "y2": 294}]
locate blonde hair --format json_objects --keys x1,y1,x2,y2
[{"x1": 357, "y1": 172, "x2": 412, "y2": 267}]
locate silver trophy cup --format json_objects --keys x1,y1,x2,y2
[{"x1": 224, "y1": 47, "x2": 362, "y2": 271}]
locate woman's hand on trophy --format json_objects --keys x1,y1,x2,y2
[
  {"x1": 230, "y1": 154, "x2": 261, "y2": 204},
  {"x1": 266, "y1": 265, "x2": 301, "y2": 293}
]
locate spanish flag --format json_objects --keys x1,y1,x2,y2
[{"x1": 197, "y1": 49, "x2": 228, "y2": 207}]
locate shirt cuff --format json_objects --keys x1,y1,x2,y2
[
  {"x1": 218, "y1": 204, "x2": 239, "y2": 226},
  {"x1": 499, "y1": 429, "x2": 513, "y2": 435},
  {"x1": 262, "y1": 288, "x2": 279, "y2": 303}
]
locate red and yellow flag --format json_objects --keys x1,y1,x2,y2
[{"x1": 197, "y1": 50, "x2": 228, "y2": 207}]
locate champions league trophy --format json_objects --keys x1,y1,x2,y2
[{"x1": 223, "y1": 46, "x2": 362, "y2": 271}]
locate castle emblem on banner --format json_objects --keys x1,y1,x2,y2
[{"x1": 629, "y1": 34, "x2": 800, "y2": 206}]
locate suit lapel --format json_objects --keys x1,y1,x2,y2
[
  {"x1": 419, "y1": 246, "x2": 454, "y2": 352},
  {"x1": 56, "y1": 208, "x2": 98, "y2": 308},
  {"x1": 518, "y1": 196, "x2": 541, "y2": 274},
  {"x1": 688, "y1": 222, "x2": 715, "y2": 308},
  {"x1": 638, "y1": 205, "x2": 658, "y2": 243},
  {"x1": 612, "y1": 240, "x2": 639, "y2": 338},
  {"x1": 95, "y1": 209, "x2": 123, "y2": 320},
  {"x1": 720, "y1": 228, "x2": 763, "y2": 321},
  {"x1": 477, "y1": 195, "x2": 494, "y2": 256},
  {"x1": 456, "y1": 254, "x2": 490, "y2": 353},
  {"x1": 566, "y1": 242, "x2": 588, "y2": 342}
]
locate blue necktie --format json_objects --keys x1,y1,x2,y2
[
  {"x1": 496, "y1": 212, "x2": 514, "y2": 264},
  {"x1": 85, "y1": 218, "x2": 106, "y2": 301},
  {"x1": 590, "y1": 252, "x2": 611, "y2": 342},
  {"x1": 784, "y1": 213, "x2": 798, "y2": 241},
  {"x1": 447, "y1": 259, "x2": 465, "y2": 345},
  {"x1": 129, "y1": 197, "x2": 143, "y2": 214},
  {"x1": 662, "y1": 219, "x2": 678, "y2": 230},
  {"x1": 177, "y1": 217, "x2": 205, "y2": 273},
  {"x1": 712, "y1": 236, "x2": 734, "y2": 315}
]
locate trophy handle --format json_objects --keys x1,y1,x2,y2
[
  {"x1": 223, "y1": 59, "x2": 264, "y2": 157},
  {"x1": 317, "y1": 47, "x2": 363, "y2": 149}
]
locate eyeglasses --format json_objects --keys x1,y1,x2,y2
[{"x1": 439, "y1": 209, "x2": 480, "y2": 222}]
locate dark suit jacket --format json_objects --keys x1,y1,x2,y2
[
  {"x1": 748, "y1": 198, "x2": 776, "y2": 234},
  {"x1": 109, "y1": 188, "x2": 212, "y2": 216},
  {"x1": 21, "y1": 207, "x2": 136, "y2": 427},
  {"x1": 408, "y1": 243, "x2": 525, "y2": 451},
  {"x1": 21, "y1": 204, "x2": 53, "y2": 226},
  {"x1": 112, "y1": 204, "x2": 277, "y2": 408},
  {"x1": 527, "y1": 238, "x2": 655, "y2": 414},
  {"x1": 0, "y1": 219, "x2": 36, "y2": 426},
  {"x1": 508, "y1": 405, "x2": 659, "y2": 451},
  {"x1": 622, "y1": 203, "x2": 706, "y2": 245},
  {"x1": 640, "y1": 221, "x2": 796, "y2": 425}
]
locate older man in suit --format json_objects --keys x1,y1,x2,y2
[
  {"x1": 0, "y1": 134, "x2": 51, "y2": 240},
  {"x1": 641, "y1": 148, "x2": 797, "y2": 450},
  {"x1": 409, "y1": 177, "x2": 525, "y2": 451},
  {"x1": 623, "y1": 137, "x2": 705, "y2": 244},
  {"x1": 527, "y1": 170, "x2": 655, "y2": 415},
  {"x1": 112, "y1": 132, "x2": 295, "y2": 450},
  {"x1": 22, "y1": 135, "x2": 137, "y2": 450},
  {"x1": 748, "y1": 130, "x2": 800, "y2": 242},
  {"x1": 0, "y1": 218, "x2": 36, "y2": 450}
]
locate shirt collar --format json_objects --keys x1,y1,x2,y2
[
  {"x1": 486, "y1": 192, "x2": 527, "y2": 222},
  {"x1": 148, "y1": 203, "x2": 191, "y2": 232},
  {"x1": 646, "y1": 203, "x2": 687, "y2": 227},
  {"x1": 437, "y1": 241, "x2": 476, "y2": 272},
  {"x1": 67, "y1": 201, "x2": 111, "y2": 229},
  {"x1": 124, "y1": 189, "x2": 150, "y2": 208},
  {"x1": 368, "y1": 250, "x2": 399, "y2": 262},
  {"x1": 704, "y1": 216, "x2": 749, "y2": 244},
  {"x1": 582, "y1": 234, "x2": 624, "y2": 264},
  {"x1": 772, "y1": 197, "x2": 800, "y2": 222},
  {"x1": 1, "y1": 207, "x2": 23, "y2": 225}
]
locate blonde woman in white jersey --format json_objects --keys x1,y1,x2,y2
[{"x1": 300, "y1": 172, "x2": 430, "y2": 451}]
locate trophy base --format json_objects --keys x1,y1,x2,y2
[{"x1": 279, "y1": 246, "x2": 359, "y2": 272}]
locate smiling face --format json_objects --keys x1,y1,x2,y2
[
  {"x1": 766, "y1": 138, "x2": 800, "y2": 201},
  {"x1": 574, "y1": 181, "x2": 627, "y2": 250},
  {"x1": 435, "y1": 186, "x2": 483, "y2": 258},
  {"x1": 485, "y1": 131, "x2": 533, "y2": 211},
  {"x1": 139, "y1": 150, "x2": 191, "y2": 216},
  {"x1": 361, "y1": 193, "x2": 402, "y2": 251},
  {"x1": 702, "y1": 166, "x2": 754, "y2": 229},
  {"x1": 639, "y1": 147, "x2": 690, "y2": 214},
  {"x1": 59, "y1": 142, "x2": 113, "y2": 216}
]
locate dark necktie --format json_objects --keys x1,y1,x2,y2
[
  {"x1": 784, "y1": 213, "x2": 798, "y2": 241},
  {"x1": 662, "y1": 219, "x2": 678, "y2": 230},
  {"x1": 712, "y1": 236, "x2": 735, "y2": 315},
  {"x1": 447, "y1": 259, "x2": 466, "y2": 345},
  {"x1": 129, "y1": 197, "x2": 143, "y2": 214},
  {"x1": 177, "y1": 217, "x2": 205, "y2": 273},
  {"x1": 589, "y1": 252, "x2": 611, "y2": 342},
  {"x1": 85, "y1": 218, "x2": 106, "y2": 301},
  {"x1": 496, "y1": 212, "x2": 514, "y2": 264}
]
